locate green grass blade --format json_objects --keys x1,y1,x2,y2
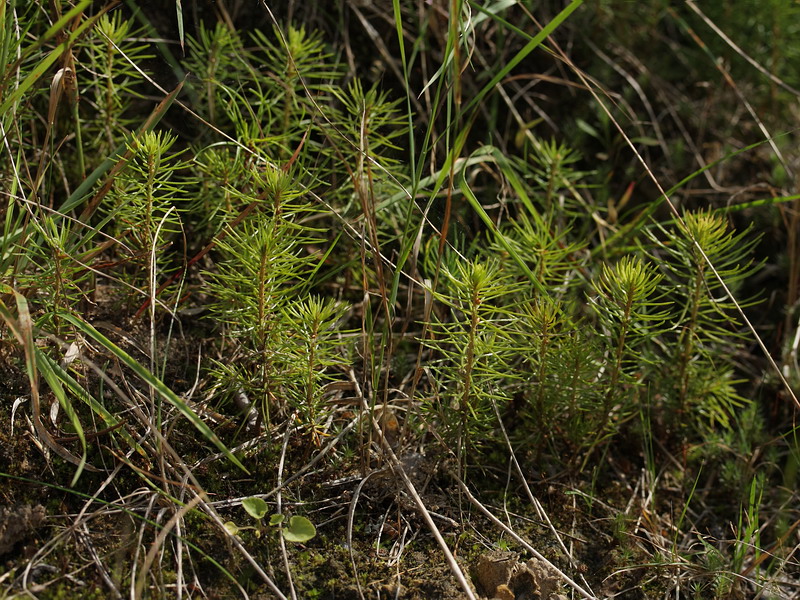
[
  {"x1": 59, "y1": 312, "x2": 249, "y2": 474},
  {"x1": 39, "y1": 1, "x2": 93, "y2": 46},
  {"x1": 715, "y1": 193, "x2": 800, "y2": 213},
  {"x1": 457, "y1": 158, "x2": 549, "y2": 297},
  {"x1": 599, "y1": 136, "x2": 777, "y2": 255},
  {"x1": 392, "y1": 0, "x2": 415, "y2": 183},
  {"x1": 389, "y1": 119, "x2": 471, "y2": 309},
  {"x1": 35, "y1": 346, "x2": 89, "y2": 486},
  {"x1": 0, "y1": 0, "x2": 95, "y2": 116},
  {"x1": 57, "y1": 80, "x2": 185, "y2": 219},
  {"x1": 40, "y1": 351, "x2": 143, "y2": 456},
  {"x1": 175, "y1": 0, "x2": 185, "y2": 54},
  {"x1": 462, "y1": 0, "x2": 583, "y2": 116},
  {"x1": 0, "y1": 293, "x2": 90, "y2": 482}
]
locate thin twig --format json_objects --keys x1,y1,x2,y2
[
  {"x1": 78, "y1": 523, "x2": 123, "y2": 600},
  {"x1": 357, "y1": 397, "x2": 478, "y2": 600},
  {"x1": 206, "y1": 417, "x2": 360, "y2": 507},
  {"x1": 277, "y1": 415, "x2": 298, "y2": 600},
  {"x1": 452, "y1": 473, "x2": 598, "y2": 600},
  {"x1": 490, "y1": 398, "x2": 575, "y2": 565},
  {"x1": 347, "y1": 470, "x2": 383, "y2": 600},
  {"x1": 685, "y1": 1, "x2": 800, "y2": 99},
  {"x1": 134, "y1": 495, "x2": 203, "y2": 600},
  {"x1": 73, "y1": 350, "x2": 285, "y2": 599}
]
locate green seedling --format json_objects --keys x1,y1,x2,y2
[{"x1": 224, "y1": 497, "x2": 316, "y2": 543}]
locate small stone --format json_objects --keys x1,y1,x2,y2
[
  {"x1": 474, "y1": 551, "x2": 566, "y2": 600},
  {"x1": 475, "y1": 551, "x2": 518, "y2": 596},
  {"x1": 494, "y1": 583, "x2": 515, "y2": 600},
  {"x1": 0, "y1": 505, "x2": 46, "y2": 555}
]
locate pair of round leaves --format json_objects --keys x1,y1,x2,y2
[{"x1": 234, "y1": 496, "x2": 317, "y2": 543}]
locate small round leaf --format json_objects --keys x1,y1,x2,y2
[
  {"x1": 242, "y1": 497, "x2": 268, "y2": 520},
  {"x1": 282, "y1": 515, "x2": 316, "y2": 543},
  {"x1": 269, "y1": 513, "x2": 285, "y2": 526},
  {"x1": 223, "y1": 521, "x2": 240, "y2": 536}
]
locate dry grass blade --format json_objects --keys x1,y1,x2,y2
[
  {"x1": 347, "y1": 471, "x2": 375, "y2": 600},
  {"x1": 276, "y1": 415, "x2": 299, "y2": 600},
  {"x1": 685, "y1": 1, "x2": 800, "y2": 98},
  {"x1": 78, "y1": 523, "x2": 123, "y2": 600},
  {"x1": 490, "y1": 398, "x2": 575, "y2": 567},
  {"x1": 0, "y1": 292, "x2": 97, "y2": 482},
  {"x1": 134, "y1": 494, "x2": 203, "y2": 600},
  {"x1": 59, "y1": 311, "x2": 248, "y2": 473},
  {"x1": 358, "y1": 396, "x2": 478, "y2": 600},
  {"x1": 0, "y1": 0, "x2": 98, "y2": 116}
]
